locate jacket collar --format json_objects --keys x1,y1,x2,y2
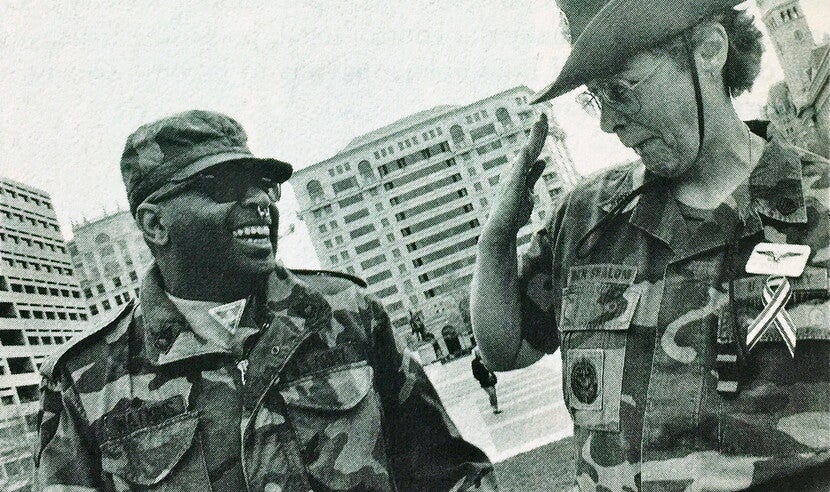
[
  {"x1": 139, "y1": 262, "x2": 305, "y2": 366},
  {"x1": 594, "y1": 135, "x2": 807, "y2": 259}
]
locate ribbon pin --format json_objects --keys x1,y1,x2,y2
[{"x1": 745, "y1": 275, "x2": 797, "y2": 358}]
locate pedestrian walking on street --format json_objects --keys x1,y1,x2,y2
[{"x1": 472, "y1": 348, "x2": 502, "y2": 414}]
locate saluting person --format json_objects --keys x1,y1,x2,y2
[{"x1": 472, "y1": 1, "x2": 830, "y2": 490}]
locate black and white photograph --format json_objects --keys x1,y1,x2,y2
[{"x1": 2, "y1": 1, "x2": 829, "y2": 490}]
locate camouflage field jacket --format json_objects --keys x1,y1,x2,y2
[
  {"x1": 35, "y1": 264, "x2": 495, "y2": 491},
  {"x1": 518, "y1": 134, "x2": 829, "y2": 491}
]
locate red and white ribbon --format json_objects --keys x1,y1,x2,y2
[{"x1": 746, "y1": 275, "x2": 796, "y2": 357}]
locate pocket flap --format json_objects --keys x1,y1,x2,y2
[
  {"x1": 280, "y1": 362, "x2": 373, "y2": 411},
  {"x1": 101, "y1": 411, "x2": 199, "y2": 486},
  {"x1": 560, "y1": 282, "x2": 642, "y2": 332}
]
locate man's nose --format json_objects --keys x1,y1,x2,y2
[
  {"x1": 241, "y1": 185, "x2": 273, "y2": 208},
  {"x1": 598, "y1": 103, "x2": 626, "y2": 135}
]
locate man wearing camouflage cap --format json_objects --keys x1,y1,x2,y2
[
  {"x1": 35, "y1": 110, "x2": 496, "y2": 491},
  {"x1": 473, "y1": 0, "x2": 829, "y2": 490}
]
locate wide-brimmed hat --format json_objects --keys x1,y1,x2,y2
[
  {"x1": 121, "y1": 110, "x2": 293, "y2": 215},
  {"x1": 531, "y1": 0, "x2": 744, "y2": 103}
]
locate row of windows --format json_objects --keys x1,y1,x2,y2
[
  {"x1": 0, "y1": 183, "x2": 52, "y2": 208},
  {"x1": 389, "y1": 173, "x2": 462, "y2": 206},
  {"x1": 401, "y1": 203, "x2": 473, "y2": 237},
  {"x1": 83, "y1": 270, "x2": 138, "y2": 298},
  {"x1": 412, "y1": 235, "x2": 478, "y2": 268},
  {"x1": 328, "y1": 251, "x2": 350, "y2": 265},
  {"x1": 89, "y1": 289, "x2": 137, "y2": 315},
  {"x1": 318, "y1": 219, "x2": 340, "y2": 235},
  {"x1": 465, "y1": 109, "x2": 488, "y2": 125},
  {"x1": 24, "y1": 334, "x2": 71, "y2": 346},
  {"x1": 0, "y1": 231, "x2": 68, "y2": 254},
  {"x1": 365, "y1": 270, "x2": 392, "y2": 285},
  {"x1": 349, "y1": 224, "x2": 376, "y2": 240},
  {"x1": 482, "y1": 155, "x2": 509, "y2": 171},
  {"x1": 0, "y1": 328, "x2": 80, "y2": 346},
  {"x1": 406, "y1": 219, "x2": 480, "y2": 253},
  {"x1": 377, "y1": 142, "x2": 450, "y2": 178},
  {"x1": 417, "y1": 254, "x2": 476, "y2": 284},
  {"x1": 395, "y1": 188, "x2": 467, "y2": 222},
  {"x1": 343, "y1": 208, "x2": 370, "y2": 224},
  {"x1": 383, "y1": 158, "x2": 456, "y2": 192},
  {"x1": 323, "y1": 235, "x2": 345, "y2": 250},
  {"x1": 2, "y1": 278, "x2": 81, "y2": 299},
  {"x1": 476, "y1": 139, "x2": 502, "y2": 156},
  {"x1": 1, "y1": 208, "x2": 60, "y2": 232},
  {"x1": 327, "y1": 162, "x2": 352, "y2": 177},
  {"x1": 16, "y1": 308, "x2": 87, "y2": 321},
  {"x1": 2, "y1": 256, "x2": 73, "y2": 275},
  {"x1": 360, "y1": 253, "x2": 386, "y2": 270},
  {"x1": 355, "y1": 238, "x2": 380, "y2": 254},
  {"x1": 2, "y1": 200, "x2": 59, "y2": 225},
  {"x1": 374, "y1": 284, "x2": 398, "y2": 298}
]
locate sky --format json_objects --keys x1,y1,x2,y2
[{"x1": 2, "y1": 1, "x2": 828, "y2": 268}]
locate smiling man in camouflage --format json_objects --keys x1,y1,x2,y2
[{"x1": 34, "y1": 110, "x2": 495, "y2": 491}]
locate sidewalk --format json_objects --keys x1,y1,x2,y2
[{"x1": 424, "y1": 353, "x2": 572, "y2": 463}]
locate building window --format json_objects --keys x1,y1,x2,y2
[
  {"x1": 496, "y1": 107, "x2": 513, "y2": 127},
  {"x1": 102, "y1": 300, "x2": 111, "y2": 310},
  {"x1": 450, "y1": 125, "x2": 465, "y2": 145}
]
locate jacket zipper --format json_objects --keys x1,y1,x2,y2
[{"x1": 236, "y1": 358, "x2": 251, "y2": 491}]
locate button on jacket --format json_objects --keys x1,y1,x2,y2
[
  {"x1": 35, "y1": 264, "x2": 495, "y2": 491},
  {"x1": 518, "y1": 134, "x2": 829, "y2": 491}
]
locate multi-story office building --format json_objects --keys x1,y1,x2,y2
[
  {"x1": 0, "y1": 177, "x2": 90, "y2": 491},
  {"x1": 68, "y1": 210, "x2": 153, "y2": 320},
  {"x1": 292, "y1": 86, "x2": 578, "y2": 349}
]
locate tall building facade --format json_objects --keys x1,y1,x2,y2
[
  {"x1": 68, "y1": 210, "x2": 153, "y2": 321},
  {"x1": 759, "y1": 0, "x2": 829, "y2": 155},
  {"x1": 292, "y1": 86, "x2": 578, "y2": 349},
  {"x1": 0, "y1": 177, "x2": 90, "y2": 491}
]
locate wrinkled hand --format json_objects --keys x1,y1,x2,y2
[{"x1": 490, "y1": 113, "x2": 548, "y2": 235}]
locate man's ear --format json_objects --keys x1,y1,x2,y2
[
  {"x1": 696, "y1": 21, "x2": 729, "y2": 74},
  {"x1": 135, "y1": 202, "x2": 169, "y2": 247}
]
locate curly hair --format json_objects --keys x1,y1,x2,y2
[{"x1": 654, "y1": 8, "x2": 764, "y2": 97}]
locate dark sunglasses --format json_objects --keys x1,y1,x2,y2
[{"x1": 147, "y1": 170, "x2": 281, "y2": 204}]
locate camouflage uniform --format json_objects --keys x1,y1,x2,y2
[
  {"x1": 35, "y1": 264, "x2": 495, "y2": 491},
  {"x1": 518, "y1": 133, "x2": 830, "y2": 491}
]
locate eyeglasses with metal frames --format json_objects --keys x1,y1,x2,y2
[{"x1": 576, "y1": 57, "x2": 669, "y2": 118}]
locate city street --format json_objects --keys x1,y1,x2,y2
[{"x1": 424, "y1": 353, "x2": 572, "y2": 463}]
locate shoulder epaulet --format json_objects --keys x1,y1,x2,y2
[
  {"x1": 40, "y1": 299, "x2": 136, "y2": 380},
  {"x1": 289, "y1": 269, "x2": 368, "y2": 288}
]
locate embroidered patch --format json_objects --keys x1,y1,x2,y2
[
  {"x1": 103, "y1": 395, "x2": 186, "y2": 441},
  {"x1": 568, "y1": 349, "x2": 604, "y2": 410},
  {"x1": 568, "y1": 264, "x2": 637, "y2": 286}
]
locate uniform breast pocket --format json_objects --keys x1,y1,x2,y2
[
  {"x1": 278, "y1": 361, "x2": 392, "y2": 490},
  {"x1": 560, "y1": 281, "x2": 641, "y2": 432},
  {"x1": 100, "y1": 408, "x2": 211, "y2": 491}
]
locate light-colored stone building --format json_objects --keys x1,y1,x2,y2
[
  {"x1": 68, "y1": 210, "x2": 153, "y2": 320},
  {"x1": 759, "y1": 0, "x2": 829, "y2": 156},
  {"x1": 0, "y1": 177, "x2": 90, "y2": 491},
  {"x1": 292, "y1": 86, "x2": 579, "y2": 353}
]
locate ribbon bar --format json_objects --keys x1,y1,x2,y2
[{"x1": 746, "y1": 275, "x2": 796, "y2": 357}]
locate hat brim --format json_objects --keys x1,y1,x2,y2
[
  {"x1": 531, "y1": 0, "x2": 744, "y2": 103},
  {"x1": 170, "y1": 151, "x2": 293, "y2": 183}
]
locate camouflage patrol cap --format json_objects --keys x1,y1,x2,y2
[{"x1": 121, "y1": 110, "x2": 293, "y2": 215}]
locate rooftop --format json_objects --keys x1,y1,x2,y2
[{"x1": 340, "y1": 105, "x2": 457, "y2": 153}]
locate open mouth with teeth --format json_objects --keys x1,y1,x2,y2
[{"x1": 232, "y1": 224, "x2": 272, "y2": 247}]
